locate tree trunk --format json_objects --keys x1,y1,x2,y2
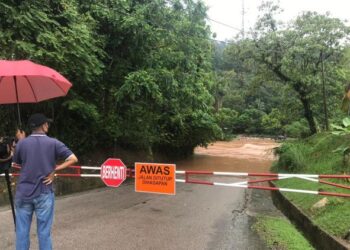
[
  {"x1": 264, "y1": 61, "x2": 318, "y2": 134},
  {"x1": 214, "y1": 96, "x2": 223, "y2": 112},
  {"x1": 147, "y1": 145, "x2": 154, "y2": 161},
  {"x1": 299, "y1": 96, "x2": 317, "y2": 134},
  {"x1": 290, "y1": 80, "x2": 317, "y2": 135}
]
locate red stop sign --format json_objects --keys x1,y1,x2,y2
[{"x1": 100, "y1": 158, "x2": 127, "y2": 187}]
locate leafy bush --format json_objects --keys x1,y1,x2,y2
[
  {"x1": 331, "y1": 117, "x2": 350, "y2": 136},
  {"x1": 274, "y1": 142, "x2": 310, "y2": 172},
  {"x1": 261, "y1": 108, "x2": 283, "y2": 135},
  {"x1": 283, "y1": 119, "x2": 310, "y2": 138},
  {"x1": 233, "y1": 108, "x2": 266, "y2": 134},
  {"x1": 215, "y1": 108, "x2": 238, "y2": 139}
]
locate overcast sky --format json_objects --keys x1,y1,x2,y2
[{"x1": 203, "y1": 0, "x2": 349, "y2": 40}]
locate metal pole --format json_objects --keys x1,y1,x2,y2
[
  {"x1": 241, "y1": 0, "x2": 245, "y2": 39},
  {"x1": 4, "y1": 169, "x2": 16, "y2": 228},
  {"x1": 16, "y1": 103, "x2": 21, "y2": 128}
]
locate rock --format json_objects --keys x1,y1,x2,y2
[{"x1": 311, "y1": 197, "x2": 329, "y2": 210}]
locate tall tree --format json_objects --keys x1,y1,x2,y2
[
  {"x1": 224, "y1": 1, "x2": 350, "y2": 134},
  {"x1": 115, "y1": 0, "x2": 220, "y2": 157}
]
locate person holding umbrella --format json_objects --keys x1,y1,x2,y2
[
  {"x1": 0, "y1": 59, "x2": 74, "y2": 233},
  {"x1": 12, "y1": 113, "x2": 78, "y2": 250}
]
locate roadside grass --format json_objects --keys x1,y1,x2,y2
[
  {"x1": 253, "y1": 215, "x2": 314, "y2": 250},
  {"x1": 273, "y1": 132, "x2": 350, "y2": 239}
]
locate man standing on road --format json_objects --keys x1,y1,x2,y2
[{"x1": 13, "y1": 113, "x2": 78, "y2": 250}]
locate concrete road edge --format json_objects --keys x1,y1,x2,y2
[{"x1": 269, "y1": 182, "x2": 350, "y2": 250}]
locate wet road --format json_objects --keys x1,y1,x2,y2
[{"x1": 0, "y1": 137, "x2": 279, "y2": 250}]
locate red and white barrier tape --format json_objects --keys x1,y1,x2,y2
[
  {"x1": 3, "y1": 166, "x2": 350, "y2": 198},
  {"x1": 175, "y1": 170, "x2": 350, "y2": 198}
]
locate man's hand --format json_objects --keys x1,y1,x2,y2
[
  {"x1": 15, "y1": 129, "x2": 26, "y2": 141},
  {"x1": 43, "y1": 171, "x2": 55, "y2": 185},
  {"x1": 42, "y1": 154, "x2": 78, "y2": 185}
]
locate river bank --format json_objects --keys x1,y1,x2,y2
[{"x1": 273, "y1": 133, "x2": 350, "y2": 249}]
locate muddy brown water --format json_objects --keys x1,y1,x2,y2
[{"x1": 176, "y1": 137, "x2": 279, "y2": 172}]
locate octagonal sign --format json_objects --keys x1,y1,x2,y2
[{"x1": 100, "y1": 158, "x2": 127, "y2": 187}]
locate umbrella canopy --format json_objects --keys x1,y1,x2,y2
[{"x1": 0, "y1": 60, "x2": 72, "y2": 104}]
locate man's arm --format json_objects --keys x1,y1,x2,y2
[
  {"x1": 43, "y1": 154, "x2": 78, "y2": 185},
  {"x1": 55, "y1": 154, "x2": 78, "y2": 171}
]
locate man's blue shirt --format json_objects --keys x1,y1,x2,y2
[{"x1": 13, "y1": 133, "x2": 73, "y2": 201}]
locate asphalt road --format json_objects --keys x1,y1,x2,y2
[{"x1": 0, "y1": 177, "x2": 270, "y2": 250}]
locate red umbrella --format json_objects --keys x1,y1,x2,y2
[{"x1": 0, "y1": 60, "x2": 72, "y2": 125}]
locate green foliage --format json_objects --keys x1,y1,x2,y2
[
  {"x1": 115, "y1": 70, "x2": 162, "y2": 150},
  {"x1": 274, "y1": 142, "x2": 310, "y2": 172},
  {"x1": 234, "y1": 108, "x2": 266, "y2": 134},
  {"x1": 0, "y1": 0, "x2": 105, "y2": 83},
  {"x1": 331, "y1": 117, "x2": 350, "y2": 135},
  {"x1": 0, "y1": 0, "x2": 105, "y2": 152},
  {"x1": 253, "y1": 216, "x2": 314, "y2": 250},
  {"x1": 64, "y1": 99, "x2": 100, "y2": 122},
  {"x1": 221, "y1": 1, "x2": 350, "y2": 135},
  {"x1": 330, "y1": 117, "x2": 350, "y2": 171},
  {"x1": 2, "y1": 0, "x2": 350, "y2": 159},
  {"x1": 274, "y1": 133, "x2": 349, "y2": 173},
  {"x1": 261, "y1": 108, "x2": 283, "y2": 135},
  {"x1": 214, "y1": 108, "x2": 237, "y2": 139},
  {"x1": 283, "y1": 119, "x2": 310, "y2": 138}
]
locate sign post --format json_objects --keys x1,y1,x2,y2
[
  {"x1": 135, "y1": 162, "x2": 176, "y2": 195},
  {"x1": 100, "y1": 158, "x2": 127, "y2": 188}
]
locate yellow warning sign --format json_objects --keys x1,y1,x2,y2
[{"x1": 135, "y1": 162, "x2": 176, "y2": 195}]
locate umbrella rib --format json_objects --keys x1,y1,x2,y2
[
  {"x1": 52, "y1": 79, "x2": 68, "y2": 96},
  {"x1": 24, "y1": 76, "x2": 39, "y2": 102}
]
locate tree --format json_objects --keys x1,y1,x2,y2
[
  {"x1": 0, "y1": 0, "x2": 221, "y2": 157},
  {"x1": 87, "y1": 0, "x2": 221, "y2": 156},
  {"x1": 224, "y1": 1, "x2": 350, "y2": 134},
  {"x1": 0, "y1": 0, "x2": 105, "y2": 152}
]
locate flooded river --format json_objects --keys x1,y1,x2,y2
[{"x1": 176, "y1": 136, "x2": 279, "y2": 172}]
